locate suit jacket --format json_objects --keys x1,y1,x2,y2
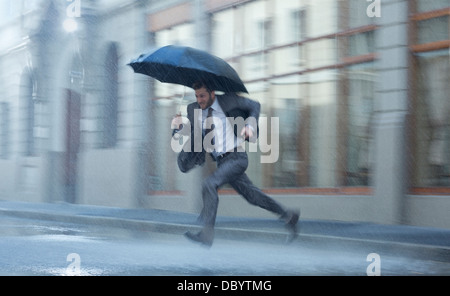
[{"x1": 177, "y1": 93, "x2": 261, "y2": 173}]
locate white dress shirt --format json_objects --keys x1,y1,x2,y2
[{"x1": 200, "y1": 99, "x2": 244, "y2": 157}]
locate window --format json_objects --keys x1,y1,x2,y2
[
  {"x1": 337, "y1": 1, "x2": 377, "y2": 189},
  {"x1": 270, "y1": 90, "x2": 305, "y2": 188},
  {"x1": 291, "y1": 9, "x2": 307, "y2": 42},
  {"x1": 411, "y1": 2, "x2": 450, "y2": 189},
  {"x1": 0, "y1": 103, "x2": 9, "y2": 159},
  {"x1": 347, "y1": 30, "x2": 375, "y2": 57},
  {"x1": 417, "y1": 16, "x2": 449, "y2": 44},
  {"x1": 413, "y1": 50, "x2": 450, "y2": 187},
  {"x1": 101, "y1": 43, "x2": 119, "y2": 149},
  {"x1": 258, "y1": 18, "x2": 273, "y2": 48},
  {"x1": 308, "y1": 75, "x2": 338, "y2": 187},
  {"x1": 344, "y1": 63, "x2": 375, "y2": 186},
  {"x1": 416, "y1": 0, "x2": 449, "y2": 12},
  {"x1": 347, "y1": 0, "x2": 376, "y2": 28},
  {"x1": 211, "y1": 9, "x2": 235, "y2": 58},
  {"x1": 19, "y1": 68, "x2": 36, "y2": 156},
  {"x1": 243, "y1": 1, "x2": 266, "y2": 51}
]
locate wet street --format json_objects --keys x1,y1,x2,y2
[{"x1": 0, "y1": 214, "x2": 449, "y2": 276}]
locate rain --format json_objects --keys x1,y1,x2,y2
[{"x1": 0, "y1": 0, "x2": 449, "y2": 280}]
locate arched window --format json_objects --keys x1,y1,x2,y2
[
  {"x1": 101, "y1": 42, "x2": 119, "y2": 148},
  {"x1": 0, "y1": 102, "x2": 9, "y2": 159},
  {"x1": 19, "y1": 68, "x2": 36, "y2": 156}
]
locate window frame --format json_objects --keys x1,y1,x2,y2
[{"x1": 409, "y1": 3, "x2": 450, "y2": 194}]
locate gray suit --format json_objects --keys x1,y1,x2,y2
[
  {"x1": 175, "y1": 93, "x2": 287, "y2": 230},
  {"x1": 177, "y1": 93, "x2": 258, "y2": 171}
]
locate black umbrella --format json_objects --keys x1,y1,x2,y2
[{"x1": 128, "y1": 45, "x2": 248, "y2": 93}]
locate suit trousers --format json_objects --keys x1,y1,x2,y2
[{"x1": 201, "y1": 151, "x2": 286, "y2": 229}]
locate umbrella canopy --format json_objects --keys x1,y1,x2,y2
[{"x1": 128, "y1": 45, "x2": 248, "y2": 93}]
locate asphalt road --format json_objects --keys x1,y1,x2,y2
[{"x1": 0, "y1": 214, "x2": 449, "y2": 276}]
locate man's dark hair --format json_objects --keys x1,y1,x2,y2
[{"x1": 192, "y1": 81, "x2": 213, "y2": 93}]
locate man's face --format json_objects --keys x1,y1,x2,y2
[{"x1": 195, "y1": 87, "x2": 215, "y2": 110}]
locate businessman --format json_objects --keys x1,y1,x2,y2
[{"x1": 172, "y1": 81, "x2": 299, "y2": 247}]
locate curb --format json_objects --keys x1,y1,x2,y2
[{"x1": 1, "y1": 207, "x2": 450, "y2": 262}]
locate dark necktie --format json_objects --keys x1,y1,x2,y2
[{"x1": 205, "y1": 107, "x2": 215, "y2": 146}]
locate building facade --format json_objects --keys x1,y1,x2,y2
[{"x1": 0, "y1": 0, "x2": 449, "y2": 228}]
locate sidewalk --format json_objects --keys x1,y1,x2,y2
[{"x1": 0, "y1": 200, "x2": 449, "y2": 260}]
